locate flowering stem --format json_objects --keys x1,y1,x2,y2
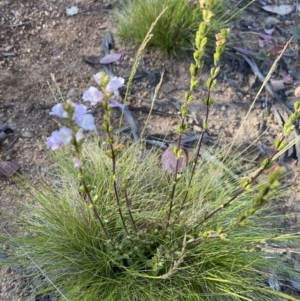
[
  {"x1": 73, "y1": 137, "x2": 113, "y2": 245},
  {"x1": 103, "y1": 101, "x2": 130, "y2": 236},
  {"x1": 165, "y1": 121, "x2": 185, "y2": 232},
  {"x1": 124, "y1": 187, "x2": 138, "y2": 234},
  {"x1": 110, "y1": 144, "x2": 130, "y2": 236},
  {"x1": 175, "y1": 66, "x2": 215, "y2": 221}
]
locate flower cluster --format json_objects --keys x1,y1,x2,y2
[
  {"x1": 82, "y1": 73, "x2": 124, "y2": 104},
  {"x1": 46, "y1": 102, "x2": 94, "y2": 150},
  {"x1": 46, "y1": 73, "x2": 125, "y2": 151}
]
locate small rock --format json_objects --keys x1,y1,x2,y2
[
  {"x1": 22, "y1": 131, "x2": 33, "y2": 138},
  {"x1": 270, "y1": 79, "x2": 285, "y2": 91},
  {"x1": 66, "y1": 6, "x2": 78, "y2": 16},
  {"x1": 0, "y1": 161, "x2": 20, "y2": 178},
  {"x1": 66, "y1": 88, "x2": 76, "y2": 99},
  {"x1": 4, "y1": 46, "x2": 13, "y2": 52},
  {"x1": 193, "y1": 125, "x2": 202, "y2": 133},
  {"x1": 160, "y1": 82, "x2": 176, "y2": 95},
  {"x1": 0, "y1": 132, "x2": 7, "y2": 144}
]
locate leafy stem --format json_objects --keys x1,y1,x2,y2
[
  {"x1": 164, "y1": 6, "x2": 216, "y2": 233},
  {"x1": 174, "y1": 29, "x2": 230, "y2": 223},
  {"x1": 102, "y1": 99, "x2": 130, "y2": 236},
  {"x1": 72, "y1": 134, "x2": 113, "y2": 245}
]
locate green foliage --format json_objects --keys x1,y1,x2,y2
[
  {"x1": 114, "y1": 0, "x2": 235, "y2": 56},
  {"x1": 5, "y1": 140, "x2": 299, "y2": 301}
]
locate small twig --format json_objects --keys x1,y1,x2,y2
[
  {"x1": 0, "y1": 121, "x2": 9, "y2": 132},
  {"x1": 240, "y1": 53, "x2": 292, "y2": 114},
  {"x1": 6, "y1": 134, "x2": 20, "y2": 150},
  {"x1": 0, "y1": 11, "x2": 8, "y2": 20},
  {"x1": 1, "y1": 52, "x2": 16, "y2": 57},
  {"x1": 0, "y1": 21, "x2": 32, "y2": 29},
  {"x1": 128, "y1": 105, "x2": 178, "y2": 118}
]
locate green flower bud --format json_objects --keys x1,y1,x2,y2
[
  {"x1": 289, "y1": 113, "x2": 298, "y2": 123},
  {"x1": 190, "y1": 63, "x2": 196, "y2": 77},
  {"x1": 294, "y1": 101, "x2": 300, "y2": 111}
]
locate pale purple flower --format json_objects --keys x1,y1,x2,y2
[
  {"x1": 46, "y1": 127, "x2": 72, "y2": 150},
  {"x1": 93, "y1": 72, "x2": 101, "y2": 84},
  {"x1": 73, "y1": 157, "x2": 82, "y2": 169},
  {"x1": 49, "y1": 103, "x2": 68, "y2": 118},
  {"x1": 106, "y1": 77, "x2": 125, "y2": 93},
  {"x1": 75, "y1": 129, "x2": 84, "y2": 141},
  {"x1": 72, "y1": 103, "x2": 87, "y2": 126},
  {"x1": 109, "y1": 99, "x2": 125, "y2": 110},
  {"x1": 46, "y1": 135, "x2": 62, "y2": 150},
  {"x1": 76, "y1": 114, "x2": 95, "y2": 131},
  {"x1": 82, "y1": 86, "x2": 104, "y2": 105}
]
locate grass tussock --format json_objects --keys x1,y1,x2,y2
[
  {"x1": 6, "y1": 138, "x2": 299, "y2": 301},
  {"x1": 114, "y1": 0, "x2": 240, "y2": 56}
]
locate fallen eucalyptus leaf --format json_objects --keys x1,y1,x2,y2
[
  {"x1": 258, "y1": 33, "x2": 272, "y2": 41},
  {"x1": 161, "y1": 146, "x2": 188, "y2": 174},
  {"x1": 100, "y1": 53, "x2": 124, "y2": 64},
  {"x1": 262, "y1": 5, "x2": 294, "y2": 16},
  {"x1": 0, "y1": 161, "x2": 20, "y2": 178}
]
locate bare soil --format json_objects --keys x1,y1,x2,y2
[{"x1": 0, "y1": 0, "x2": 300, "y2": 300}]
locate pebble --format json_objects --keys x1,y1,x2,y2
[
  {"x1": 160, "y1": 82, "x2": 176, "y2": 94},
  {"x1": 193, "y1": 125, "x2": 202, "y2": 133},
  {"x1": 4, "y1": 46, "x2": 13, "y2": 52},
  {"x1": 0, "y1": 132, "x2": 7, "y2": 143},
  {"x1": 21, "y1": 131, "x2": 33, "y2": 138},
  {"x1": 66, "y1": 88, "x2": 76, "y2": 99}
]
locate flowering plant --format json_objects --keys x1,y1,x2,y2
[{"x1": 4, "y1": 2, "x2": 300, "y2": 301}]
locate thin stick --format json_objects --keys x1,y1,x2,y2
[
  {"x1": 0, "y1": 21, "x2": 32, "y2": 29},
  {"x1": 225, "y1": 37, "x2": 292, "y2": 160},
  {"x1": 123, "y1": 7, "x2": 168, "y2": 104}
]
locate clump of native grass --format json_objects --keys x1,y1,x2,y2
[
  {"x1": 6, "y1": 136, "x2": 300, "y2": 301},
  {"x1": 2, "y1": 1, "x2": 300, "y2": 301},
  {"x1": 114, "y1": 0, "x2": 252, "y2": 56}
]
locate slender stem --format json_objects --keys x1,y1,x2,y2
[
  {"x1": 165, "y1": 114, "x2": 186, "y2": 231},
  {"x1": 124, "y1": 188, "x2": 138, "y2": 233},
  {"x1": 108, "y1": 133, "x2": 130, "y2": 236},
  {"x1": 174, "y1": 66, "x2": 216, "y2": 221},
  {"x1": 81, "y1": 175, "x2": 112, "y2": 242},
  {"x1": 73, "y1": 137, "x2": 112, "y2": 245},
  {"x1": 187, "y1": 139, "x2": 284, "y2": 235},
  {"x1": 103, "y1": 101, "x2": 130, "y2": 236}
]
